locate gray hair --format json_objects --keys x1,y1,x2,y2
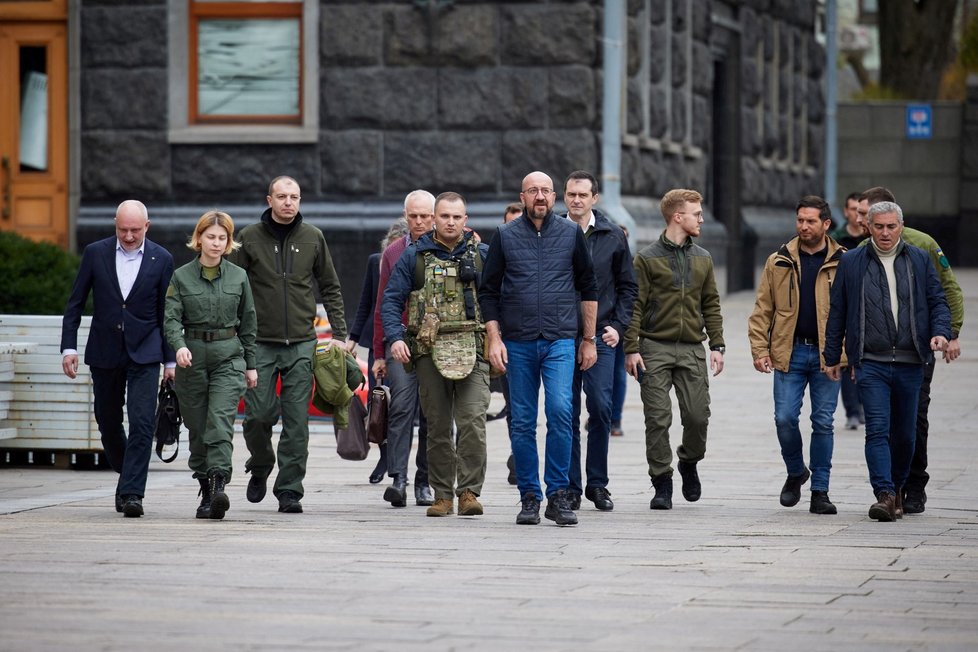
[
  {"x1": 403, "y1": 189, "x2": 435, "y2": 212},
  {"x1": 867, "y1": 200, "x2": 903, "y2": 224},
  {"x1": 381, "y1": 217, "x2": 408, "y2": 250}
]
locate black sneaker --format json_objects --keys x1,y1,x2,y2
[
  {"x1": 246, "y1": 471, "x2": 267, "y2": 503},
  {"x1": 567, "y1": 493, "x2": 582, "y2": 510},
  {"x1": 677, "y1": 460, "x2": 701, "y2": 502},
  {"x1": 902, "y1": 488, "x2": 926, "y2": 514},
  {"x1": 584, "y1": 486, "x2": 614, "y2": 511},
  {"x1": 506, "y1": 454, "x2": 517, "y2": 486},
  {"x1": 277, "y1": 490, "x2": 303, "y2": 514},
  {"x1": 121, "y1": 495, "x2": 143, "y2": 518},
  {"x1": 650, "y1": 476, "x2": 673, "y2": 510},
  {"x1": 516, "y1": 492, "x2": 541, "y2": 525},
  {"x1": 809, "y1": 490, "x2": 837, "y2": 515},
  {"x1": 780, "y1": 468, "x2": 811, "y2": 507},
  {"x1": 544, "y1": 490, "x2": 578, "y2": 526}
]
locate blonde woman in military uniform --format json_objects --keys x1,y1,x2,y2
[{"x1": 164, "y1": 211, "x2": 258, "y2": 520}]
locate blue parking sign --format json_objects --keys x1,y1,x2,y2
[{"x1": 906, "y1": 104, "x2": 932, "y2": 139}]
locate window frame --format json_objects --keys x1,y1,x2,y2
[{"x1": 168, "y1": 0, "x2": 318, "y2": 144}]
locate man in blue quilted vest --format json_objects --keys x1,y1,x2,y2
[{"x1": 481, "y1": 171, "x2": 598, "y2": 527}]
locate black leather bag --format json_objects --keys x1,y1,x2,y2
[
  {"x1": 366, "y1": 385, "x2": 389, "y2": 445},
  {"x1": 335, "y1": 397, "x2": 369, "y2": 461},
  {"x1": 154, "y1": 378, "x2": 182, "y2": 463}
]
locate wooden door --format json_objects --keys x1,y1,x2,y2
[{"x1": 0, "y1": 21, "x2": 68, "y2": 247}]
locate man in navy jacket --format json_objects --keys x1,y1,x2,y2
[
  {"x1": 61, "y1": 200, "x2": 175, "y2": 517},
  {"x1": 823, "y1": 201, "x2": 951, "y2": 522},
  {"x1": 562, "y1": 170, "x2": 637, "y2": 512}
]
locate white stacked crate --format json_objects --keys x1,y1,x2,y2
[
  {"x1": 0, "y1": 342, "x2": 35, "y2": 440},
  {"x1": 0, "y1": 315, "x2": 102, "y2": 451}
]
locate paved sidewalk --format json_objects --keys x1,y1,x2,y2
[{"x1": 1, "y1": 271, "x2": 976, "y2": 651}]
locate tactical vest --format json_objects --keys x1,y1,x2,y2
[{"x1": 405, "y1": 240, "x2": 484, "y2": 379}]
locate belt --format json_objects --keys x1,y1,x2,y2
[
  {"x1": 794, "y1": 336, "x2": 818, "y2": 346},
  {"x1": 186, "y1": 328, "x2": 237, "y2": 342}
]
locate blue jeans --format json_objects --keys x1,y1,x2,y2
[
  {"x1": 505, "y1": 338, "x2": 576, "y2": 499},
  {"x1": 856, "y1": 361, "x2": 923, "y2": 496},
  {"x1": 773, "y1": 343, "x2": 839, "y2": 491},
  {"x1": 90, "y1": 359, "x2": 161, "y2": 498},
  {"x1": 569, "y1": 339, "x2": 616, "y2": 494}
]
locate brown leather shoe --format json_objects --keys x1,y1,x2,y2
[
  {"x1": 426, "y1": 498, "x2": 454, "y2": 517},
  {"x1": 894, "y1": 485, "x2": 904, "y2": 519},
  {"x1": 458, "y1": 490, "x2": 484, "y2": 516},
  {"x1": 869, "y1": 492, "x2": 896, "y2": 522}
]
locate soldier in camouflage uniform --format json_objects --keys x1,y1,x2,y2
[
  {"x1": 380, "y1": 192, "x2": 490, "y2": 517},
  {"x1": 164, "y1": 211, "x2": 258, "y2": 520}
]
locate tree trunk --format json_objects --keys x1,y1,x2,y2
[{"x1": 879, "y1": 0, "x2": 959, "y2": 99}]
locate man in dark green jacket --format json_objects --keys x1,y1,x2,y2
[
  {"x1": 624, "y1": 189, "x2": 725, "y2": 511},
  {"x1": 230, "y1": 176, "x2": 347, "y2": 514}
]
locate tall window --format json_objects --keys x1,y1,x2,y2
[
  {"x1": 625, "y1": 0, "x2": 699, "y2": 158},
  {"x1": 168, "y1": 0, "x2": 318, "y2": 143},
  {"x1": 190, "y1": 1, "x2": 301, "y2": 124}
]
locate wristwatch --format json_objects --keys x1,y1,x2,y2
[
  {"x1": 710, "y1": 345, "x2": 725, "y2": 355},
  {"x1": 585, "y1": 335, "x2": 597, "y2": 344}
]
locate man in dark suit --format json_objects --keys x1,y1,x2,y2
[{"x1": 61, "y1": 200, "x2": 175, "y2": 517}]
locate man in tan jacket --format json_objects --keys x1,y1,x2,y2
[{"x1": 748, "y1": 195, "x2": 845, "y2": 515}]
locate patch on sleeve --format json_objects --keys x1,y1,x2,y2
[
  {"x1": 936, "y1": 248, "x2": 950, "y2": 269},
  {"x1": 166, "y1": 284, "x2": 175, "y2": 297}
]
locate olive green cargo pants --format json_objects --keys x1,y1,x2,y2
[
  {"x1": 242, "y1": 340, "x2": 316, "y2": 499},
  {"x1": 415, "y1": 356, "x2": 490, "y2": 501},
  {"x1": 638, "y1": 339, "x2": 711, "y2": 480},
  {"x1": 174, "y1": 338, "x2": 247, "y2": 479}
]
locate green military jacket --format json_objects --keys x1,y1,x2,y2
[
  {"x1": 164, "y1": 258, "x2": 258, "y2": 369},
  {"x1": 624, "y1": 231, "x2": 724, "y2": 353},
  {"x1": 230, "y1": 210, "x2": 347, "y2": 345},
  {"x1": 860, "y1": 227, "x2": 964, "y2": 338}
]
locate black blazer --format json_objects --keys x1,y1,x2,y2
[
  {"x1": 349, "y1": 253, "x2": 380, "y2": 346},
  {"x1": 61, "y1": 236, "x2": 175, "y2": 368}
]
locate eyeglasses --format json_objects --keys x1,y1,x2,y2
[{"x1": 522, "y1": 187, "x2": 554, "y2": 196}]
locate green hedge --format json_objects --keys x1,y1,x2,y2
[{"x1": 0, "y1": 231, "x2": 81, "y2": 315}]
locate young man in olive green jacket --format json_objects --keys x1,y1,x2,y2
[
  {"x1": 624, "y1": 189, "x2": 725, "y2": 511},
  {"x1": 230, "y1": 176, "x2": 347, "y2": 514}
]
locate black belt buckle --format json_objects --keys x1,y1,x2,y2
[
  {"x1": 202, "y1": 331, "x2": 216, "y2": 342},
  {"x1": 795, "y1": 336, "x2": 816, "y2": 346}
]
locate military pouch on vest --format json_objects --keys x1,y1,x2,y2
[
  {"x1": 417, "y1": 312, "x2": 440, "y2": 348},
  {"x1": 432, "y1": 330, "x2": 478, "y2": 380}
]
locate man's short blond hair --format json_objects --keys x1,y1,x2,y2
[{"x1": 660, "y1": 189, "x2": 702, "y2": 222}]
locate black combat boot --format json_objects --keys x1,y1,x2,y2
[
  {"x1": 208, "y1": 470, "x2": 230, "y2": 520},
  {"x1": 650, "y1": 476, "x2": 673, "y2": 510},
  {"x1": 196, "y1": 477, "x2": 212, "y2": 519}
]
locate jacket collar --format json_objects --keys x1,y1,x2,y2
[
  {"x1": 260, "y1": 207, "x2": 303, "y2": 230},
  {"x1": 778, "y1": 235, "x2": 846, "y2": 263}
]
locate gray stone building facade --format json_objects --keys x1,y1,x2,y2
[{"x1": 75, "y1": 0, "x2": 827, "y2": 307}]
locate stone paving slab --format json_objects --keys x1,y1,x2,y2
[{"x1": 1, "y1": 270, "x2": 977, "y2": 651}]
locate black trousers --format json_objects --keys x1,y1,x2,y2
[
  {"x1": 906, "y1": 360, "x2": 935, "y2": 492},
  {"x1": 90, "y1": 359, "x2": 160, "y2": 497}
]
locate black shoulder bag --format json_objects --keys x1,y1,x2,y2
[{"x1": 154, "y1": 378, "x2": 183, "y2": 463}]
